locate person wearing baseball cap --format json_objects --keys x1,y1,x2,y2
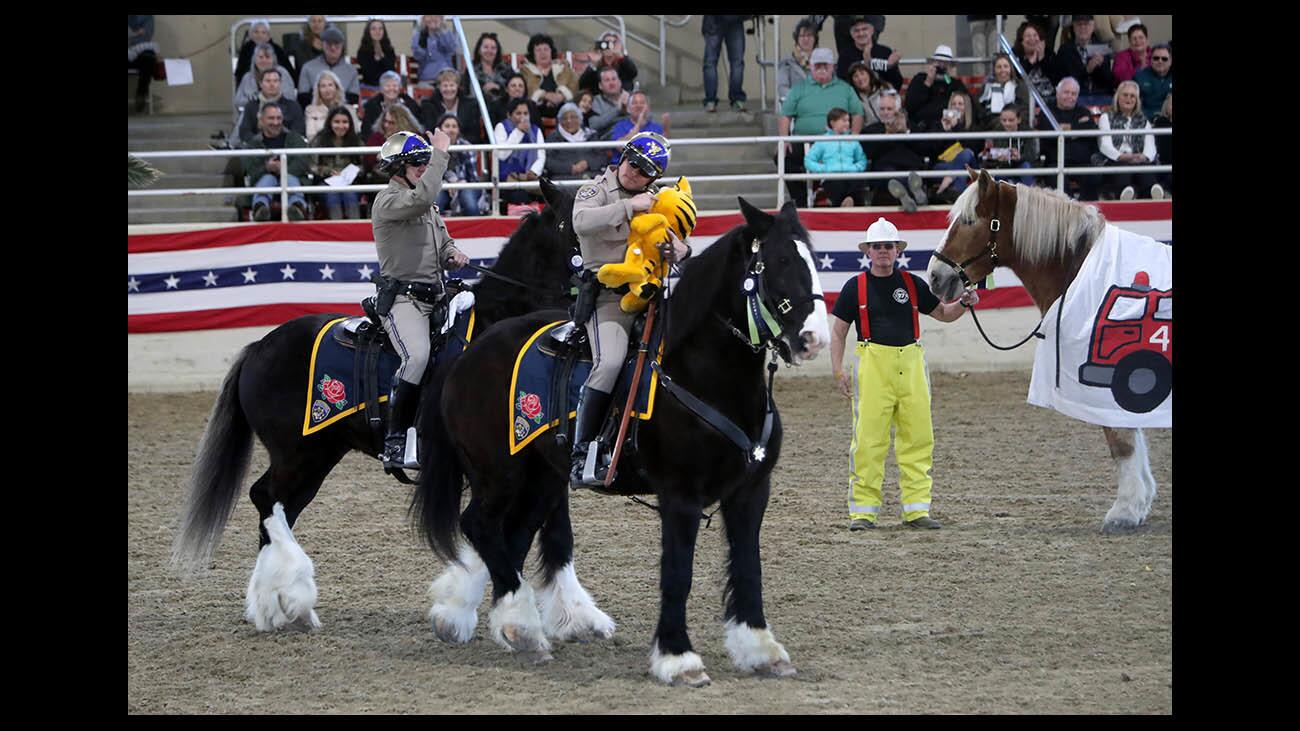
[
  {"x1": 902, "y1": 43, "x2": 972, "y2": 132},
  {"x1": 778, "y1": 47, "x2": 862, "y2": 206},
  {"x1": 296, "y1": 24, "x2": 361, "y2": 108},
  {"x1": 828, "y1": 217, "x2": 978, "y2": 531},
  {"x1": 835, "y1": 16, "x2": 903, "y2": 90}
]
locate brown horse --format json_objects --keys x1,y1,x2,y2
[{"x1": 927, "y1": 169, "x2": 1160, "y2": 533}]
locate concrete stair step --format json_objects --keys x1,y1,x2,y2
[
  {"x1": 663, "y1": 108, "x2": 771, "y2": 126},
  {"x1": 694, "y1": 192, "x2": 778, "y2": 212},
  {"x1": 666, "y1": 125, "x2": 767, "y2": 140},
  {"x1": 130, "y1": 193, "x2": 236, "y2": 211},
  {"x1": 671, "y1": 159, "x2": 774, "y2": 176},
  {"x1": 673, "y1": 142, "x2": 774, "y2": 162},
  {"x1": 129, "y1": 207, "x2": 240, "y2": 225}
]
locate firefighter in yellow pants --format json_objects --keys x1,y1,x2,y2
[{"x1": 828, "y1": 218, "x2": 979, "y2": 531}]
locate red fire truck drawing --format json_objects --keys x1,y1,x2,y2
[{"x1": 1076, "y1": 271, "x2": 1172, "y2": 413}]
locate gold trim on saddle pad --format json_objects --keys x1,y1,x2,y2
[
  {"x1": 507, "y1": 320, "x2": 663, "y2": 455},
  {"x1": 299, "y1": 310, "x2": 479, "y2": 436}
]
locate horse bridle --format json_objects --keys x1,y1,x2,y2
[
  {"x1": 720, "y1": 237, "x2": 823, "y2": 362},
  {"x1": 931, "y1": 183, "x2": 1003, "y2": 289}
]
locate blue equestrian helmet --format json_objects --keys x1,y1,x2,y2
[
  {"x1": 377, "y1": 131, "x2": 432, "y2": 174},
  {"x1": 622, "y1": 131, "x2": 670, "y2": 181}
]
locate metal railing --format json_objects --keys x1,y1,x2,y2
[{"x1": 129, "y1": 126, "x2": 1170, "y2": 222}]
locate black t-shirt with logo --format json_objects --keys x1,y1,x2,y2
[{"x1": 831, "y1": 269, "x2": 939, "y2": 346}]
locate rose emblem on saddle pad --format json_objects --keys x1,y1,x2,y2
[
  {"x1": 318, "y1": 375, "x2": 348, "y2": 410},
  {"x1": 517, "y1": 391, "x2": 543, "y2": 423}
]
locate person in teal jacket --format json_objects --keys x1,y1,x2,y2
[{"x1": 804, "y1": 107, "x2": 869, "y2": 206}]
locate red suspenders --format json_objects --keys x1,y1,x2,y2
[{"x1": 856, "y1": 271, "x2": 920, "y2": 343}]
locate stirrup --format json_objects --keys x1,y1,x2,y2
[
  {"x1": 570, "y1": 441, "x2": 607, "y2": 488},
  {"x1": 383, "y1": 427, "x2": 419, "y2": 470}
]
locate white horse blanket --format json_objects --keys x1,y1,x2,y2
[{"x1": 1028, "y1": 223, "x2": 1172, "y2": 428}]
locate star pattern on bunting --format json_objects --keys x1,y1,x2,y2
[
  {"x1": 858, "y1": 253, "x2": 871, "y2": 269},
  {"x1": 203, "y1": 271, "x2": 219, "y2": 287},
  {"x1": 128, "y1": 276, "x2": 141, "y2": 293},
  {"x1": 357, "y1": 264, "x2": 374, "y2": 280},
  {"x1": 319, "y1": 264, "x2": 335, "y2": 280},
  {"x1": 819, "y1": 254, "x2": 834, "y2": 270},
  {"x1": 280, "y1": 264, "x2": 297, "y2": 280},
  {"x1": 897, "y1": 252, "x2": 911, "y2": 269},
  {"x1": 242, "y1": 267, "x2": 258, "y2": 283},
  {"x1": 164, "y1": 274, "x2": 180, "y2": 290}
]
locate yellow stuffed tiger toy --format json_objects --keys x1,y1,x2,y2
[{"x1": 596, "y1": 176, "x2": 698, "y2": 313}]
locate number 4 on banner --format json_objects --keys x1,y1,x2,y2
[{"x1": 1148, "y1": 325, "x2": 1169, "y2": 352}]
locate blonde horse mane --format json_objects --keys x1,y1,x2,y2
[{"x1": 948, "y1": 181, "x2": 1107, "y2": 266}]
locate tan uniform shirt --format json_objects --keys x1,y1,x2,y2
[
  {"x1": 371, "y1": 148, "x2": 463, "y2": 284},
  {"x1": 573, "y1": 166, "x2": 655, "y2": 272}
]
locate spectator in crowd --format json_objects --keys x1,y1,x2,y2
[
  {"x1": 779, "y1": 48, "x2": 861, "y2": 206},
  {"x1": 286, "y1": 15, "x2": 343, "y2": 78},
  {"x1": 412, "y1": 15, "x2": 459, "y2": 84},
  {"x1": 244, "y1": 102, "x2": 311, "y2": 221},
  {"x1": 804, "y1": 107, "x2": 869, "y2": 207},
  {"x1": 128, "y1": 15, "x2": 158, "y2": 114},
  {"x1": 1059, "y1": 13, "x2": 1130, "y2": 53},
  {"x1": 1134, "y1": 44, "x2": 1172, "y2": 120},
  {"x1": 778, "y1": 19, "x2": 819, "y2": 104},
  {"x1": 862, "y1": 91, "x2": 929, "y2": 212},
  {"x1": 810, "y1": 15, "x2": 887, "y2": 70},
  {"x1": 835, "y1": 16, "x2": 903, "y2": 91},
  {"x1": 975, "y1": 53, "x2": 1029, "y2": 129},
  {"x1": 1097, "y1": 80, "x2": 1161, "y2": 200},
  {"x1": 463, "y1": 32, "x2": 510, "y2": 108},
  {"x1": 239, "y1": 67, "x2": 305, "y2": 144},
  {"x1": 966, "y1": 14, "x2": 1001, "y2": 73},
  {"x1": 361, "y1": 70, "x2": 422, "y2": 139},
  {"x1": 1023, "y1": 14, "x2": 1060, "y2": 52},
  {"x1": 575, "y1": 88, "x2": 596, "y2": 126},
  {"x1": 904, "y1": 45, "x2": 971, "y2": 133},
  {"x1": 362, "y1": 104, "x2": 423, "y2": 184},
  {"x1": 1054, "y1": 15, "x2": 1114, "y2": 98},
  {"x1": 979, "y1": 105, "x2": 1039, "y2": 187},
  {"x1": 1037, "y1": 76, "x2": 1100, "y2": 200},
  {"x1": 494, "y1": 97, "x2": 547, "y2": 208},
  {"x1": 578, "y1": 31, "x2": 638, "y2": 95},
  {"x1": 234, "y1": 43, "x2": 294, "y2": 114},
  {"x1": 1015, "y1": 20, "x2": 1058, "y2": 108},
  {"x1": 701, "y1": 15, "x2": 748, "y2": 112},
  {"x1": 545, "y1": 102, "x2": 608, "y2": 181},
  {"x1": 357, "y1": 19, "x2": 397, "y2": 91},
  {"x1": 485, "y1": 70, "x2": 527, "y2": 127},
  {"x1": 304, "y1": 70, "x2": 358, "y2": 141},
  {"x1": 521, "y1": 33, "x2": 579, "y2": 124},
  {"x1": 608, "y1": 92, "x2": 670, "y2": 165},
  {"x1": 310, "y1": 106, "x2": 364, "y2": 220},
  {"x1": 927, "y1": 90, "x2": 980, "y2": 204},
  {"x1": 419, "y1": 68, "x2": 484, "y2": 143},
  {"x1": 235, "y1": 19, "x2": 295, "y2": 85},
  {"x1": 1112, "y1": 23, "x2": 1152, "y2": 83},
  {"x1": 847, "y1": 62, "x2": 889, "y2": 129},
  {"x1": 1152, "y1": 91, "x2": 1171, "y2": 194},
  {"x1": 587, "y1": 67, "x2": 630, "y2": 139},
  {"x1": 433, "y1": 112, "x2": 485, "y2": 216},
  {"x1": 297, "y1": 27, "x2": 360, "y2": 108}
]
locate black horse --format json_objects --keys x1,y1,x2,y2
[
  {"x1": 413, "y1": 199, "x2": 819, "y2": 686},
  {"x1": 171, "y1": 179, "x2": 580, "y2": 632}
]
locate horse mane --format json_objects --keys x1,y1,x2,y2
[
  {"x1": 949, "y1": 183, "x2": 1107, "y2": 267},
  {"x1": 664, "y1": 225, "x2": 744, "y2": 356},
  {"x1": 471, "y1": 201, "x2": 574, "y2": 324}
]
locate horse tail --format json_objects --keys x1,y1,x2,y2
[
  {"x1": 171, "y1": 345, "x2": 255, "y2": 575},
  {"x1": 410, "y1": 364, "x2": 466, "y2": 565}
]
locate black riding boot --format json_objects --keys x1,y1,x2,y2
[
  {"x1": 569, "y1": 386, "x2": 612, "y2": 488},
  {"x1": 383, "y1": 380, "x2": 421, "y2": 469}
]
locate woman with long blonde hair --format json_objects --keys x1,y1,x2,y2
[{"x1": 1097, "y1": 80, "x2": 1162, "y2": 200}]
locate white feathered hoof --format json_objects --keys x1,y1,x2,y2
[
  {"x1": 536, "y1": 563, "x2": 616, "y2": 642},
  {"x1": 488, "y1": 582, "x2": 552, "y2": 662},
  {"x1": 650, "y1": 643, "x2": 711, "y2": 687},
  {"x1": 724, "y1": 620, "x2": 796, "y2": 678},
  {"x1": 244, "y1": 504, "x2": 322, "y2": 632},
  {"x1": 427, "y1": 549, "x2": 489, "y2": 644},
  {"x1": 1101, "y1": 506, "x2": 1146, "y2": 534}
]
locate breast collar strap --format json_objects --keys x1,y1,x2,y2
[{"x1": 932, "y1": 185, "x2": 1003, "y2": 288}]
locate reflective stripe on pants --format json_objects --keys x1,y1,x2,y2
[{"x1": 847, "y1": 341, "x2": 934, "y2": 522}]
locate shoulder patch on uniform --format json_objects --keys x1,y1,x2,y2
[{"x1": 577, "y1": 185, "x2": 598, "y2": 200}]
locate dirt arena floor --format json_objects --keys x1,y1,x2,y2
[{"x1": 128, "y1": 371, "x2": 1172, "y2": 714}]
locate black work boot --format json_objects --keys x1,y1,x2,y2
[
  {"x1": 383, "y1": 380, "x2": 422, "y2": 470},
  {"x1": 569, "y1": 387, "x2": 612, "y2": 488}
]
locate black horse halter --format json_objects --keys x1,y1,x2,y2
[
  {"x1": 717, "y1": 237, "x2": 821, "y2": 362},
  {"x1": 931, "y1": 183, "x2": 1003, "y2": 288}
]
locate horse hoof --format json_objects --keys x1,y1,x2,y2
[
  {"x1": 756, "y1": 659, "x2": 797, "y2": 678},
  {"x1": 672, "y1": 669, "x2": 712, "y2": 688},
  {"x1": 523, "y1": 650, "x2": 554, "y2": 665},
  {"x1": 433, "y1": 616, "x2": 473, "y2": 644},
  {"x1": 1101, "y1": 519, "x2": 1140, "y2": 534},
  {"x1": 501, "y1": 625, "x2": 550, "y2": 654}
]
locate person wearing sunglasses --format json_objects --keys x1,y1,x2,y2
[
  {"x1": 828, "y1": 217, "x2": 978, "y2": 532},
  {"x1": 1134, "y1": 44, "x2": 1172, "y2": 120}
]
